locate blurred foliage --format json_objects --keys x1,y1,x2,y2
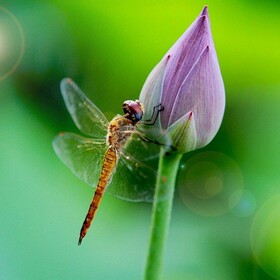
[{"x1": 0, "y1": 0, "x2": 280, "y2": 279}]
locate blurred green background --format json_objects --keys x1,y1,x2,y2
[{"x1": 1, "y1": 0, "x2": 280, "y2": 279}]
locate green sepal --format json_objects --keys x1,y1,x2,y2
[{"x1": 166, "y1": 111, "x2": 197, "y2": 153}]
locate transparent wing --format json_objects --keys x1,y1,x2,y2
[
  {"x1": 60, "y1": 78, "x2": 109, "y2": 137},
  {"x1": 53, "y1": 131, "x2": 157, "y2": 201},
  {"x1": 107, "y1": 154, "x2": 157, "y2": 202},
  {"x1": 53, "y1": 131, "x2": 168, "y2": 202},
  {"x1": 53, "y1": 132, "x2": 107, "y2": 187},
  {"x1": 106, "y1": 133, "x2": 164, "y2": 202}
]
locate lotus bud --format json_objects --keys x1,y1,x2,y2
[{"x1": 139, "y1": 6, "x2": 225, "y2": 153}]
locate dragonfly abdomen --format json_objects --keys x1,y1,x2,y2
[{"x1": 78, "y1": 148, "x2": 117, "y2": 245}]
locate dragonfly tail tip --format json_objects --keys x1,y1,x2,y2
[{"x1": 78, "y1": 237, "x2": 83, "y2": 246}]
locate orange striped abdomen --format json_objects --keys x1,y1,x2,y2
[{"x1": 78, "y1": 148, "x2": 117, "y2": 245}]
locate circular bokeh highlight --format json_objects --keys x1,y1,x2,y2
[
  {"x1": 178, "y1": 152, "x2": 244, "y2": 217},
  {"x1": 251, "y1": 195, "x2": 280, "y2": 279},
  {"x1": 0, "y1": 7, "x2": 24, "y2": 81}
]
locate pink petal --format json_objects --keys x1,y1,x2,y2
[
  {"x1": 168, "y1": 45, "x2": 225, "y2": 148},
  {"x1": 161, "y1": 7, "x2": 213, "y2": 127}
]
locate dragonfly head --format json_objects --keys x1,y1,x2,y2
[{"x1": 122, "y1": 99, "x2": 144, "y2": 124}]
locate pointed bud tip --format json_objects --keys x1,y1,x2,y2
[
  {"x1": 200, "y1": 5, "x2": 209, "y2": 17},
  {"x1": 179, "y1": 111, "x2": 193, "y2": 123}
]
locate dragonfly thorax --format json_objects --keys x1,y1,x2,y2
[
  {"x1": 106, "y1": 116, "x2": 135, "y2": 152},
  {"x1": 122, "y1": 99, "x2": 144, "y2": 125}
]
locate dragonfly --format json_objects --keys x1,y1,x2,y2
[{"x1": 53, "y1": 78, "x2": 167, "y2": 245}]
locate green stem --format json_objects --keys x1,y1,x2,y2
[{"x1": 144, "y1": 148, "x2": 182, "y2": 280}]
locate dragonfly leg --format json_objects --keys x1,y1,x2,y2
[
  {"x1": 138, "y1": 133, "x2": 177, "y2": 152},
  {"x1": 139, "y1": 104, "x2": 164, "y2": 125}
]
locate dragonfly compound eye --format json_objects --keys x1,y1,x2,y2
[{"x1": 122, "y1": 100, "x2": 143, "y2": 123}]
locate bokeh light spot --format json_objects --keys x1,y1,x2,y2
[
  {"x1": 204, "y1": 176, "x2": 223, "y2": 196},
  {"x1": 178, "y1": 152, "x2": 244, "y2": 217},
  {"x1": 251, "y1": 195, "x2": 280, "y2": 279},
  {"x1": 0, "y1": 6, "x2": 24, "y2": 81},
  {"x1": 229, "y1": 190, "x2": 256, "y2": 217}
]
